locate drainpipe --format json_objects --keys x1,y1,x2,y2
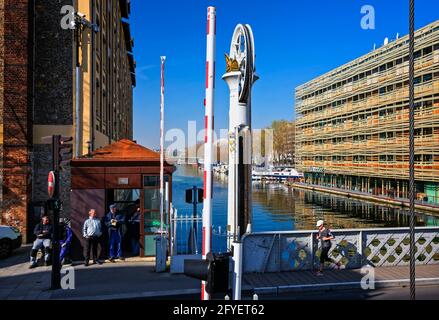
[
  {"x1": 75, "y1": 17, "x2": 81, "y2": 158},
  {"x1": 91, "y1": 1, "x2": 96, "y2": 151}
]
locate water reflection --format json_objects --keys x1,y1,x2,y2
[{"x1": 173, "y1": 165, "x2": 439, "y2": 232}]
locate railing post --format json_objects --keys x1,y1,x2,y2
[
  {"x1": 170, "y1": 206, "x2": 174, "y2": 257},
  {"x1": 173, "y1": 209, "x2": 178, "y2": 255},
  {"x1": 310, "y1": 232, "x2": 315, "y2": 271},
  {"x1": 358, "y1": 231, "x2": 364, "y2": 268}
]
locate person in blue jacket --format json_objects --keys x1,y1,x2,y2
[
  {"x1": 105, "y1": 204, "x2": 125, "y2": 262},
  {"x1": 59, "y1": 218, "x2": 72, "y2": 265}
]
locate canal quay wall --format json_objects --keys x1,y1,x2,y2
[{"x1": 289, "y1": 182, "x2": 439, "y2": 215}]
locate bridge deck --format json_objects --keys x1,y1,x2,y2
[{"x1": 243, "y1": 265, "x2": 439, "y2": 292}]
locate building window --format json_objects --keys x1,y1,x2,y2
[
  {"x1": 423, "y1": 73, "x2": 433, "y2": 82},
  {"x1": 423, "y1": 46, "x2": 433, "y2": 55}
]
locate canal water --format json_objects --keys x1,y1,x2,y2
[
  {"x1": 172, "y1": 165, "x2": 439, "y2": 253},
  {"x1": 173, "y1": 165, "x2": 439, "y2": 229}
]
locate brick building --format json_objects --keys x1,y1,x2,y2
[{"x1": 0, "y1": 0, "x2": 136, "y2": 242}]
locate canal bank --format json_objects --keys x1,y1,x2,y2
[{"x1": 289, "y1": 182, "x2": 439, "y2": 215}]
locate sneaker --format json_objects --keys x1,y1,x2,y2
[
  {"x1": 29, "y1": 263, "x2": 38, "y2": 269},
  {"x1": 95, "y1": 260, "x2": 103, "y2": 265},
  {"x1": 84, "y1": 260, "x2": 89, "y2": 267},
  {"x1": 109, "y1": 258, "x2": 116, "y2": 263},
  {"x1": 118, "y1": 257, "x2": 125, "y2": 261}
]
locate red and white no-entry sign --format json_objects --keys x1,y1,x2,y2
[{"x1": 48, "y1": 171, "x2": 55, "y2": 198}]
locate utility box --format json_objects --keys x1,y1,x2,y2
[{"x1": 155, "y1": 235, "x2": 167, "y2": 272}]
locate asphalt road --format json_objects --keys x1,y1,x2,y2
[
  {"x1": 252, "y1": 285, "x2": 439, "y2": 300},
  {"x1": 143, "y1": 285, "x2": 439, "y2": 300}
]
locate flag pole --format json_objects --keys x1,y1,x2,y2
[{"x1": 160, "y1": 56, "x2": 166, "y2": 234}]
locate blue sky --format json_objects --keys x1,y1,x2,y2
[{"x1": 130, "y1": 0, "x2": 439, "y2": 149}]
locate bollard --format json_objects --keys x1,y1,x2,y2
[
  {"x1": 225, "y1": 295, "x2": 230, "y2": 300},
  {"x1": 253, "y1": 293, "x2": 259, "y2": 300},
  {"x1": 155, "y1": 235, "x2": 167, "y2": 273}
]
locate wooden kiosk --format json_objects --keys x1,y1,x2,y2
[{"x1": 70, "y1": 139, "x2": 175, "y2": 258}]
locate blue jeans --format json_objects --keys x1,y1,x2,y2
[
  {"x1": 30, "y1": 239, "x2": 52, "y2": 264},
  {"x1": 60, "y1": 241, "x2": 70, "y2": 262},
  {"x1": 131, "y1": 238, "x2": 140, "y2": 256},
  {"x1": 109, "y1": 230, "x2": 122, "y2": 259}
]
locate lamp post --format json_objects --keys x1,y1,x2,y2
[
  {"x1": 408, "y1": 0, "x2": 416, "y2": 301},
  {"x1": 73, "y1": 13, "x2": 99, "y2": 158}
]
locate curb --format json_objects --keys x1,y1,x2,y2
[
  {"x1": 252, "y1": 277, "x2": 439, "y2": 296},
  {"x1": 59, "y1": 288, "x2": 201, "y2": 300}
]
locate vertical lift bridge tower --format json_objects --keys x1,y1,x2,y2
[
  {"x1": 223, "y1": 24, "x2": 258, "y2": 299},
  {"x1": 223, "y1": 24, "x2": 258, "y2": 246}
]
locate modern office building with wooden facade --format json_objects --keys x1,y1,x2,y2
[{"x1": 295, "y1": 20, "x2": 439, "y2": 204}]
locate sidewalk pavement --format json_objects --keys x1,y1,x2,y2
[
  {"x1": 2, "y1": 246, "x2": 439, "y2": 300},
  {"x1": 0, "y1": 245, "x2": 200, "y2": 300}
]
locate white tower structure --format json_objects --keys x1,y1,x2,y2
[{"x1": 223, "y1": 24, "x2": 258, "y2": 249}]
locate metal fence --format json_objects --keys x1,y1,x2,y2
[
  {"x1": 242, "y1": 227, "x2": 439, "y2": 273},
  {"x1": 170, "y1": 206, "x2": 228, "y2": 255}
]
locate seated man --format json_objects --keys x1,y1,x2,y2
[{"x1": 30, "y1": 216, "x2": 53, "y2": 269}]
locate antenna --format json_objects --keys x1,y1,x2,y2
[
  {"x1": 384, "y1": 37, "x2": 389, "y2": 45},
  {"x1": 396, "y1": 32, "x2": 400, "y2": 40}
]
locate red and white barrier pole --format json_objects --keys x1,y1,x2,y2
[{"x1": 202, "y1": 6, "x2": 216, "y2": 301}]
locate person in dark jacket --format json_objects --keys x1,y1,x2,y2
[
  {"x1": 29, "y1": 216, "x2": 53, "y2": 269},
  {"x1": 59, "y1": 218, "x2": 73, "y2": 265},
  {"x1": 104, "y1": 204, "x2": 125, "y2": 262}
]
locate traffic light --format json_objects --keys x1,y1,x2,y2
[
  {"x1": 47, "y1": 198, "x2": 62, "y2": 211},
  {"x1": 184, "y1": 252, "x2": 230, "y2": 295},
  {"x1": 185, "y1": 187, "x2": 204, "y2": 204},
  {"x1": 53, "y1": 135, "x2": 73, "y2": 171}
]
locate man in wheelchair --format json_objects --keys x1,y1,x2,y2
[{"x1": 29, "y1": 216, "x2": 53, "y2": 269}]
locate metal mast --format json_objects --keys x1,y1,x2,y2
[
  {"x1": 408, "y1": 0, "x2": 416, "y2": 301},
  {"x1": 160, "y1": 56, "x2": 166, "y2": 234}
]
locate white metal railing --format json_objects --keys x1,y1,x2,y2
[
  {"x1": 169, "y1": 206, "x2": 229, "y2": 255},
  {"x1": 242, "y1": 227, "x2": 439, "y2": 273}
]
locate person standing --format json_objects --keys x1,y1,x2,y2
[
  {"x1": 60, "y1": 218, "x2": 73, "y2": 265},
  {"x1": 316, "y1": 220, "x2": 340, "y2": 276},
  {"x1": 83, "y1": 209, "x2": 103, "y2": 266},
  {"x1": 29, "y1": 216, "x2": 53, "y2": 269},
  {"x1": 105, "y1": 204, "x2": 125, "y2": 262},
  {"x1": 128, "y1": 207, "x2": 141, "y2": 256}
]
